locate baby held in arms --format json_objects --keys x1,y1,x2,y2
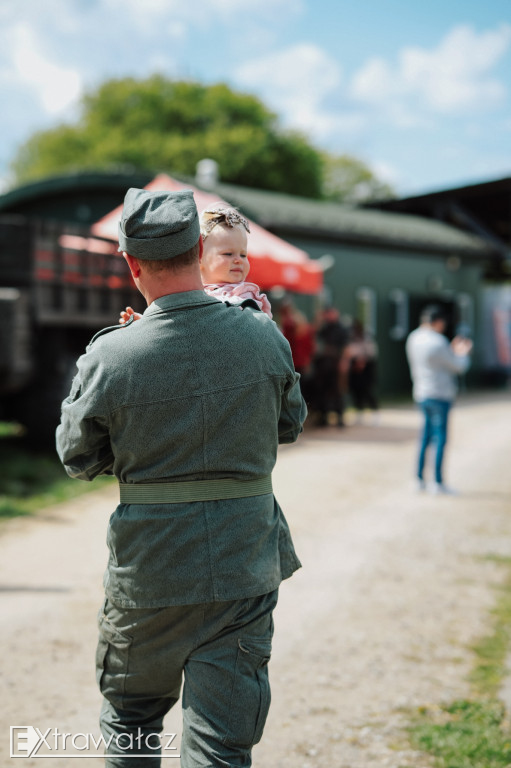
[{"x1": 119, "y1": 204, "x2": 272, "y2": 323}]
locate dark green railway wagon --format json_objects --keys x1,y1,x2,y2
[
  {"x1": 0, "y1": 214, "x2": 144, "y2": 444},
  {"x1": 0, "y1": 171, "x2": 499, "y2": 445}
]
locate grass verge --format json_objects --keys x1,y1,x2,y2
[
  {"x1": 408, "y1": 558, "x2": 511, "y2": 767},
  {"x1": 0, "y1": 429, "x2": 113, "y2": 520}
]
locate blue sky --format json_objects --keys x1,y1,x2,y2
[{"x1": 1, "y1": 0, "x2": 510, "y2": 195}]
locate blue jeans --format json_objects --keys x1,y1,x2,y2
[{"x1": 417, "y1": 399, "x2": 451, "y2": 484}]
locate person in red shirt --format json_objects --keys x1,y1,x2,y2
[{"x1": 279, "y1": 300, "x2": 315, "y2": 402}]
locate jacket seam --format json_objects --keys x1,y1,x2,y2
[{"x1": 108, "y1": 375, "x2": 287, "y2": 416}]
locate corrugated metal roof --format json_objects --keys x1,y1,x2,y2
[
  {"x1": 0, "y1": 170, "x2": 494, "y2": 257},
  {"x1": 213, "y1": 182, "x2": 493, "y2": 257}
]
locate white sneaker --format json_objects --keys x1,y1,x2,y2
[
  {"x1": 415, "y1": 478, "x2": 426, "y2": 492},
  {"x1": 430, "y1": 483, "x2": 458, "y2": 496}
]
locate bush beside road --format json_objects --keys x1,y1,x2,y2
[{"x1": 0, "y1": 429, "x2": 113, "y2": 520}]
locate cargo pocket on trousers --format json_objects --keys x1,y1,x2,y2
[
  {"x1": 95, "y1": 612, "x2": 133, "y2": 702},
  {"x1": 224, "y1": 637, "x2": 272, "y2": 749}
]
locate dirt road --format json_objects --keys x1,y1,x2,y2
[{"x1": 1, "y1": 393, "x2": 511, "y2": 767}]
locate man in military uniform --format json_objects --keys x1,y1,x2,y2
[{"x1": 56, "y1": 188, "x2": 306, "y2": 768}]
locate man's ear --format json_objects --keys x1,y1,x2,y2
[
  {"x1": 123, "y1": 252, "x2": 142, "y2": 279},
  {"x1": 198, "y1": 236, "x2": 204, "y2": 263}
]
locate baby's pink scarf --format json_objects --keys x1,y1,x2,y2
[{"x1": 204, "y1": 282, "x2": 273, "y2": 318}]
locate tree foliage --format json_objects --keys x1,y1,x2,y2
[
  {"x1": 11, "y1": 76, "x2": 393, "y2": 202},
  {"x1": 11, "y1": 77, "x2": 323, "y2": 198},
  {"x1": 322, "y1": 153, "x2": 394, "y2": 203}
]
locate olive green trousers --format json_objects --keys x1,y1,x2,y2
[{"x1": 96, "y1": 590, "x2": 278, "y2": 767}]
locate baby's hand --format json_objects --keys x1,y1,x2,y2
[{"x1": 119, "y1": 306, "x2": 143, "y2": 324}]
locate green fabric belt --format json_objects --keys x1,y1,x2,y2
[{"x1": 119, "y1": 475, "x2": 273, "y2": 504}]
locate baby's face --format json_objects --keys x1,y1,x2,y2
[{"x1": 200, "y1": 225, "x2": 249, "y2": 284}]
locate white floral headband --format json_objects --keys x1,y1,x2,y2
[{"x1": 200, "y1": 205, "x2": 251, "y2": 239}]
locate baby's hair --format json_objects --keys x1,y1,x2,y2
[{"x1": 200, "y1": 204, "x2": 251, "y2": 240}]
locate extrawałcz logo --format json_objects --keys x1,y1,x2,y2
[{"x1": 10, "y1": 726, "x2": 180, "y2": 758}]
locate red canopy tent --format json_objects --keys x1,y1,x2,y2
[{"x1": 91, "y1": 173, "x2": 323, "y2": 295}]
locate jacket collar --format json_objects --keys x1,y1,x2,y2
[{"x1": 144, "y1": 290, "x2": 219, "y2": 316}]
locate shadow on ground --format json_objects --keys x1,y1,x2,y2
[{"x1": 300, "y1": 423, "x2": 418, "y2": 444}]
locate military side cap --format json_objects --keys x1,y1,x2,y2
[{"x1": 118, "y1": 188, "x2": 200, "y2": 260}]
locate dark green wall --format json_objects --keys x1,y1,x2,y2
[
  {"x1": 0, "y1": 173, "x2": 488, "y2": 397},
  {"x1": 278, "y1": 233, "x2": 484, "y2": 395}
]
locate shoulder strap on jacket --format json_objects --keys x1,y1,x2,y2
[
  {"x1": 87, "y1": 314, "x2": 134, "y2": 348},
  {"x1": 224, "y1": 298, "x2": 262, "y2": 312}
]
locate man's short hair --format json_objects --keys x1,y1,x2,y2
[
  {"x1": 140, "y1": 240, "x2": 201, "y2": 275},
  {"x1": 420, "y1": 304, "x2": 447, "y2": 325}
]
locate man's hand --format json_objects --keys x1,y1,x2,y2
[
  {"x1": 119, "y1": 306, "x2": 143, "y2": 324},
  {"x1": 451, "y1": 336, "x2": 473, "y2": 356}
]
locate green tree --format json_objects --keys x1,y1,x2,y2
[
  {"x1": 11, "y1": 77, "x2": 324, "y2": 198},
  {"x1": 322, "y1": 153, "x2": 395, "y2": 203}
]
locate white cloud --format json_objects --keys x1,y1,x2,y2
[
  {"x1": 351, "y1": 23, "x2": 511, "y2": 118},
  {"x1": 9, "y1": 23, "x2": 82, "y2": 115},
  {"x1": 237, "y1": 43, "x2": 347, "y2": 140},
  {"x1": 102, "y1": 0, "x2": 302, "y2": 34},
  {"x1": 238, "y1": 43, "x2": 341, "y2": 104},
  {"x1": 210, "y1": 0, "x2": 304, "y2": 13},
  {"x1": 103, "y1": 0, "x2": 183, "y2": 32},
  {"x1": 370, "y1": 159, "x2": 402, "y2": 188}
]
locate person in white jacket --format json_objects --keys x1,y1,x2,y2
[{"x1": 406, "y1": 304, "x2": 472, "y2": 494}]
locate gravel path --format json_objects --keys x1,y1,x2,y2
[{"x1": 1, "y1": 393, "x2": 511, "y2": 767}]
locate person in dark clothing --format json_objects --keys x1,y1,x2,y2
[
  {"x1": 342, "y1": 320, "x2": 379, "y2": 422},
  {"x1": 56, "y1": 188, "x2": 306, "y2": 768},
  {"x1": 311, "y1": 307, "x2": 348, "y2": 426}
]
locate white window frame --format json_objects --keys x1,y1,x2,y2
[
  {"x1": 456, "y1": 292, "x2": 474, "y2": 338},
  {"x1": 389, "y1": 289, "x2": 409, "y2": 340},
  {"x1": 356, "y1": 287, "x2": 377, "y2": 336}
]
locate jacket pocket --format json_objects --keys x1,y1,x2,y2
[{"x1": 95, "y1": 609, "x2": 133, "y2": 702}]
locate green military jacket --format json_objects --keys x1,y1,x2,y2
[{"x1": 56, "y1": 291, "x2": 306, "y2": 608}]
